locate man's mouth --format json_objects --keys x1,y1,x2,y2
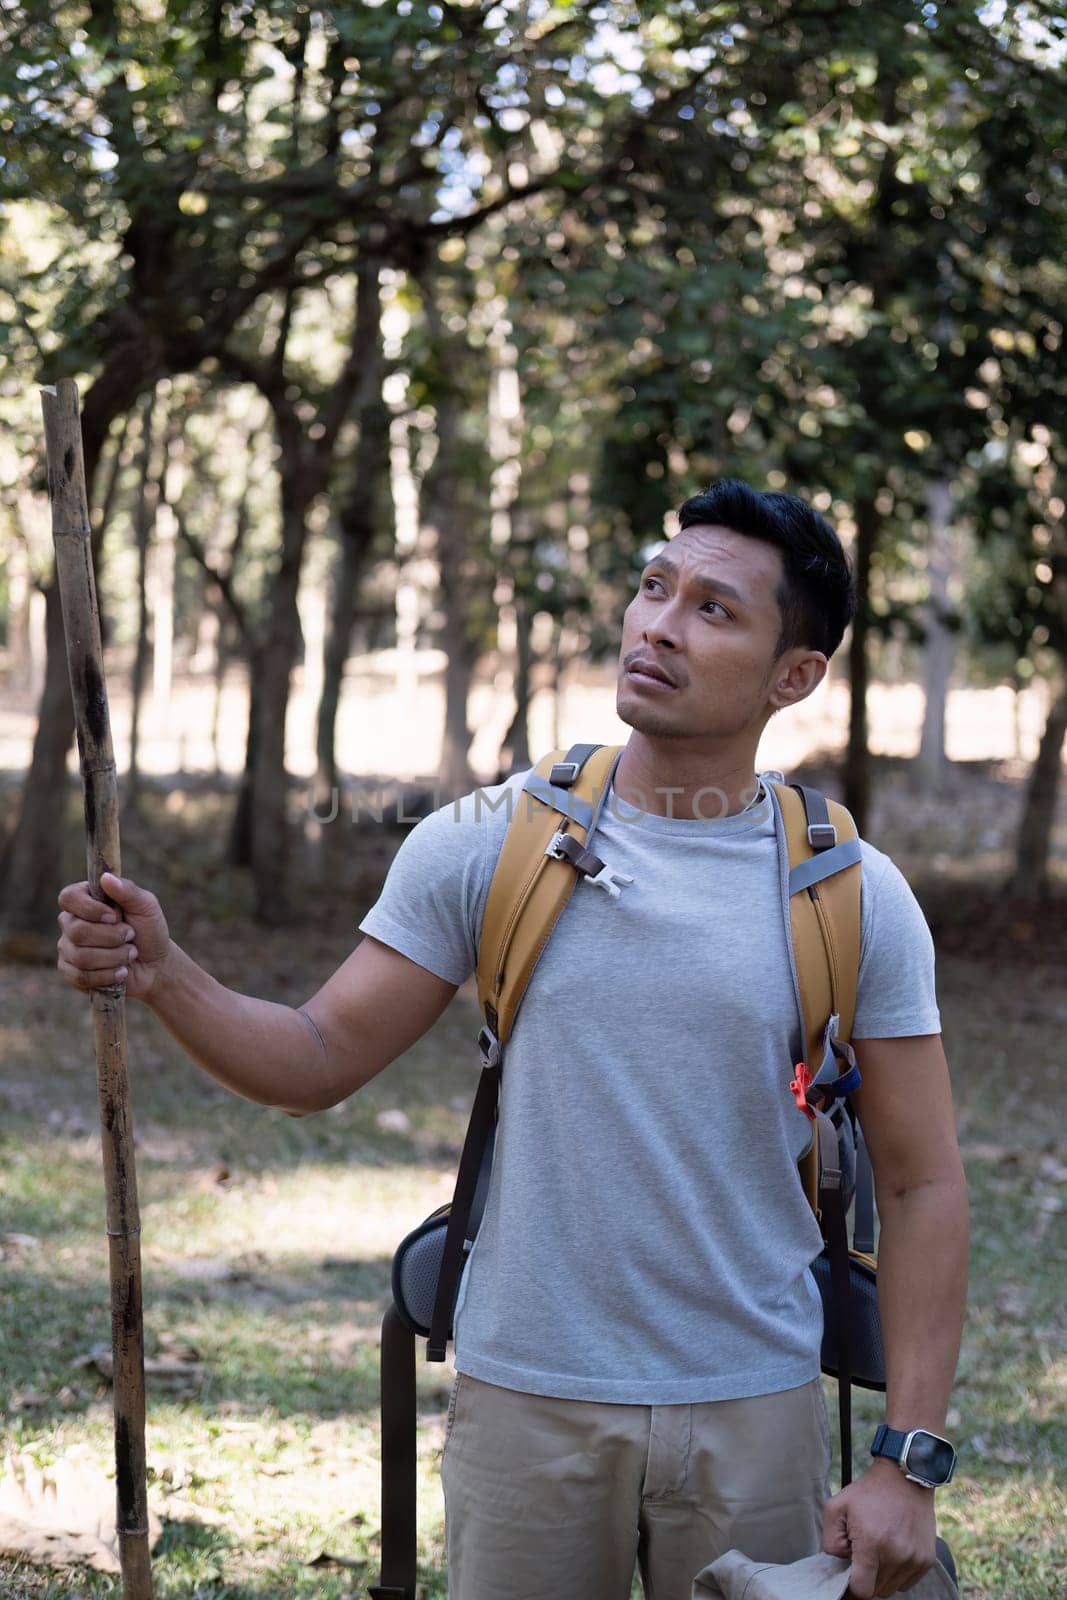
[{"x1": 625, "y1": 657, "x2": 678, "y2": 689}]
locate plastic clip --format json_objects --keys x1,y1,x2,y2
[
  {"x1": 582, "y1": 861, "x2": 634, "y2": 900},
  {"x1": 789, "y1": 1061, "x2": 816, "y2": 1121},
  {"x1": 807, "y1": 822, "x2": 837, "y2": 850},
  {"x1": 477, "y1": 1025, "x2": 501, "y2": 1069}
]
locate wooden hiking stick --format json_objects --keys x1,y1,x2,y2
[{"x1": 41, "y1": 379, "x2": 154, "y2": 1600}]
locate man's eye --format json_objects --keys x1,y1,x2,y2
[
  {"x1": 642, "y1": 576, "x2": 662, "y2": 592},
  {"x1": 703, "y1": 600, "x2": 728, "y2": 617}
]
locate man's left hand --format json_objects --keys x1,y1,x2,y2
[{"x1": 822, "y1": 1460, "x2": 938, "y2": 1597}]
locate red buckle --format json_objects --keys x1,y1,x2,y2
[{"x1": 790, "y1": 1061, "x2": 816, "y2": 1121}]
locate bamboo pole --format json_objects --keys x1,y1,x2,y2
[{"x1": 41, "y1": 379, "x2": 154, "y2": 1599}]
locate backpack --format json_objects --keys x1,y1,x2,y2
[{"x1": 369, "y1": 743, "x2": 879, "y2": 1600}]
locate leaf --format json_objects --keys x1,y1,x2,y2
[
  {"x1": 0, "y1": 1449, "x2": 162, "y2": 1575},
  {"x1": 305, "y1": 1549, "x2": 366, "y2": 1570}
]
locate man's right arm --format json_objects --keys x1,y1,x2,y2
[{"x1": 57, "y1": 872, "x2": 458, "y2": 1115}]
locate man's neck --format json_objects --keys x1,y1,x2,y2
[{"x1": 613, "y1": 735, "x2": 763, "y2": 821}]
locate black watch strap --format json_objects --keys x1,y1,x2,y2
[{"x1": 871, "y1": 1423, "x2": 909, "y2": 1461}]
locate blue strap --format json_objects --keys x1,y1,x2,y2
[
  {"x1": 522, "y1": 775, "x2": 595, "y2": 831},
  {"x1": 812, "y1": 1016, "x2": 862, "y2": 1101},
  {"x1": 812, "y1": 1020, "x2": 842, "y2": 1087},
  {"x1": 788, "y1": 837, "x2": 862, "y2": 897},
  {"x1": 824, "y1": 1062, "x2": 862, "y2": 1098}
]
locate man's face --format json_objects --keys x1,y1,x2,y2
[{"x1": 616, "y1": 523, "x2": 824, "y2": 742}]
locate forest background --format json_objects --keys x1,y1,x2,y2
[{"x1": 0, "y1": 3, "x2": 1064, "y2": 1598}]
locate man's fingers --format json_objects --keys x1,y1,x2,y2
[
  {"x1": 58, "y1": 957, "x2": 127, "y2": 990},
  {"x1": 875, "y1": 1555, "x2": 924, "y2": 1597},
  {"x1": 57, "y1": 881, "x2": 120, "y2": 922},
  {"x1": 821, "y1": 1500, "x2": 851, "y2": 1559},
  {"x1": 846, "y1": 1554, "x2": 879, "y2": 1600},
  {"x1": 100, "y1": 872, "x2": 158, "y2": 915},
  {"x1": 58, "y1": 910, "x2": 133, "y2": 949},
  {"x1": 59, "y1": 939, "x2": 137, "y2": 971}
]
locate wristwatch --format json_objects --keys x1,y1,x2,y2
[{"x1": 871, "y1": 1425, "x2": 957, "y2": 1488}]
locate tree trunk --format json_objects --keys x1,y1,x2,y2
[
  {"x1": 1008, "y1": 672, "x2": 1067, "y2": 901},
  {"x1": 0, "y1": 582, "x2": 79, "y2": 944},
  {"x1": 498, "y1": 592, "x2": 533, "y2": 776},
  {"x1": 316, "y1": 261, "x2": 389, "y2": 798},
  {"x1": 0, "y1": 371, "x2": 137, "y2": 945},
  {"x1": 917, "y1": 475, "x2": 954, "y2": 786},
  {"x1": 228, "y1": 651, "x2": 260, "y2": 869},
  {"x1": 426, "y1": 390, "x2": 476, "y2": 797},
  {"x1": 248, "y1": 470, "x2": 310, "y2": 922},
  {"x1": 843, "y1": 495, "x2": 878, "y2": 836},
  {"x1": 151, "y1": 432, "x2": 182, "y2": 712},
  {"x1": 125, "y1": 392, "x2": 161, "y2": 820},
  {"x1": 4, "y1": 538, "x2": 34, "y2": 693},
  {"x1": 211, "y1": 618, "x2": 231, "y2": 776}
]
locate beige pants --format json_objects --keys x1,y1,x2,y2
[{"x1": 441, "y1": 1374, "x2": 831, "y2": 1600}]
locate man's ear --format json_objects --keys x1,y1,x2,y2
[{"x1": 768, "y1": 650, "x2": 828, "y2": 711}]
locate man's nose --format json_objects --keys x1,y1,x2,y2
[{"x1": 644, "y1": 605, "x2": 681, "y2": 649}]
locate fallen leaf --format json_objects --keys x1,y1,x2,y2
[
  {"x1": 0, "y1": 1449, "x2": 162, "y2": 1575},
  {"x1": 305, "y1": 1549, "x2": 366, "y2": 1570}
]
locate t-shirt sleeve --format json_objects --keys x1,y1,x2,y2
[
  {"x1": 357, "y1": 793, "x2": 498, "y2": 985},
  {"x1": 852, "y1": 847, "x2": 942, "y2": 1038}
]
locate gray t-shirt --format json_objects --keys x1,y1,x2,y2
[{"x1": 359, "y1": 767, "x2": 941, "y2": 1404}]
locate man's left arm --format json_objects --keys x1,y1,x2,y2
[{"x1": 822, "y1": 1031, "x2": 969, "y2": 1600}]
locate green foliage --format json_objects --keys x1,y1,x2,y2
[{"x1": 2, "y1": 0, "x2": 1065, "y2": 743}]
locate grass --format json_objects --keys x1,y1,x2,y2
[{"x1": 1, "y1": 765, "x2": 1065, "y2": 1598}]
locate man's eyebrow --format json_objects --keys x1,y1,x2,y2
[{"x1": 640, "y1": 552, "x2": 748, "y2": 609}]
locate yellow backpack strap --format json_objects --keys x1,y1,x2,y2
[
  {"x1": 768, "y1": 780, "x2": 863, "y2": 1214},
  {"x1": 477, "y1": 743, "x2": 624, "y2": 1047},
  {"x1": 426, "y1": 741, "x2": 623, "y2": 1360}
]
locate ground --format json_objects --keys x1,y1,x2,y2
[{"x1": 0, "y1": 757, "x2": 1064, "y2": 1598}]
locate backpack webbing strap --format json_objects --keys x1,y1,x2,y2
[
  {"x1": 477, "y1": 744, "x2": 622, "y2": 1044},
  {"x1": 789, "y1": 840, "x2": 863, "y2": 897},
  {"x1": 817, "y1": 1110, "x2": 855, "y2": 1487},
  {"x1": 521, "y1": 777, "x2": 596, "y2": 832},
  {"x1": 779, "y1": 783, "x2": 862, "y2": 1055},
  {"x1": 371, "y1": 1304, "x2": 417, "y2": 1600},
  {"x1": 426, "y1": 1061, "x2": 501, "y2": 1362},
  {"x1": 768, "y1": 781, "x2": 861, "y2": 1216},
  {"x1": 852, "y1": 1120, "x2": 876, "y2": 1255},
  {"x1": 548, "y1": 743, "x2": 601, "y2": 785}
]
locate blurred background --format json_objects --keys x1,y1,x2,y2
[
  {"x1": 0, "y1": 5, "x2": 1064, "y2": 1598},
  {"x1": 0, "y1": 0, "x2": 1065, "y2": 929}
]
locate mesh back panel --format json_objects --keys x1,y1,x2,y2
[
  {"x1": 395, "y1": 1221, "x2": 448, "y2": 1337},
  {"x1": 811, "y1": 1254, "x2": 885, "y2": 1389}
]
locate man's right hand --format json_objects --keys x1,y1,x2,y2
[{"x1": 57, "y1": 871, "x2": 171, "y2": 1003}]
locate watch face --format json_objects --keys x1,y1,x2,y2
[{"x1": 904, "y1": 1431, "x2": 956, "y2": 1484}]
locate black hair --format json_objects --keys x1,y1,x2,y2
[{"x1": 676, "y1": 478, "x2": 856, "y2": 658}]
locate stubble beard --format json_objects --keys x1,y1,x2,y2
[
  {"x1": 616, "y1": 695, "x2": 689, "y2": 740},
  {"x1": 617, "y1": 680, "x2": 770, "y2": 746}
]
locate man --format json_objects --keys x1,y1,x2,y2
[{"x1": 58, "y1": 479, "x2": 969, "y2": 1600}]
